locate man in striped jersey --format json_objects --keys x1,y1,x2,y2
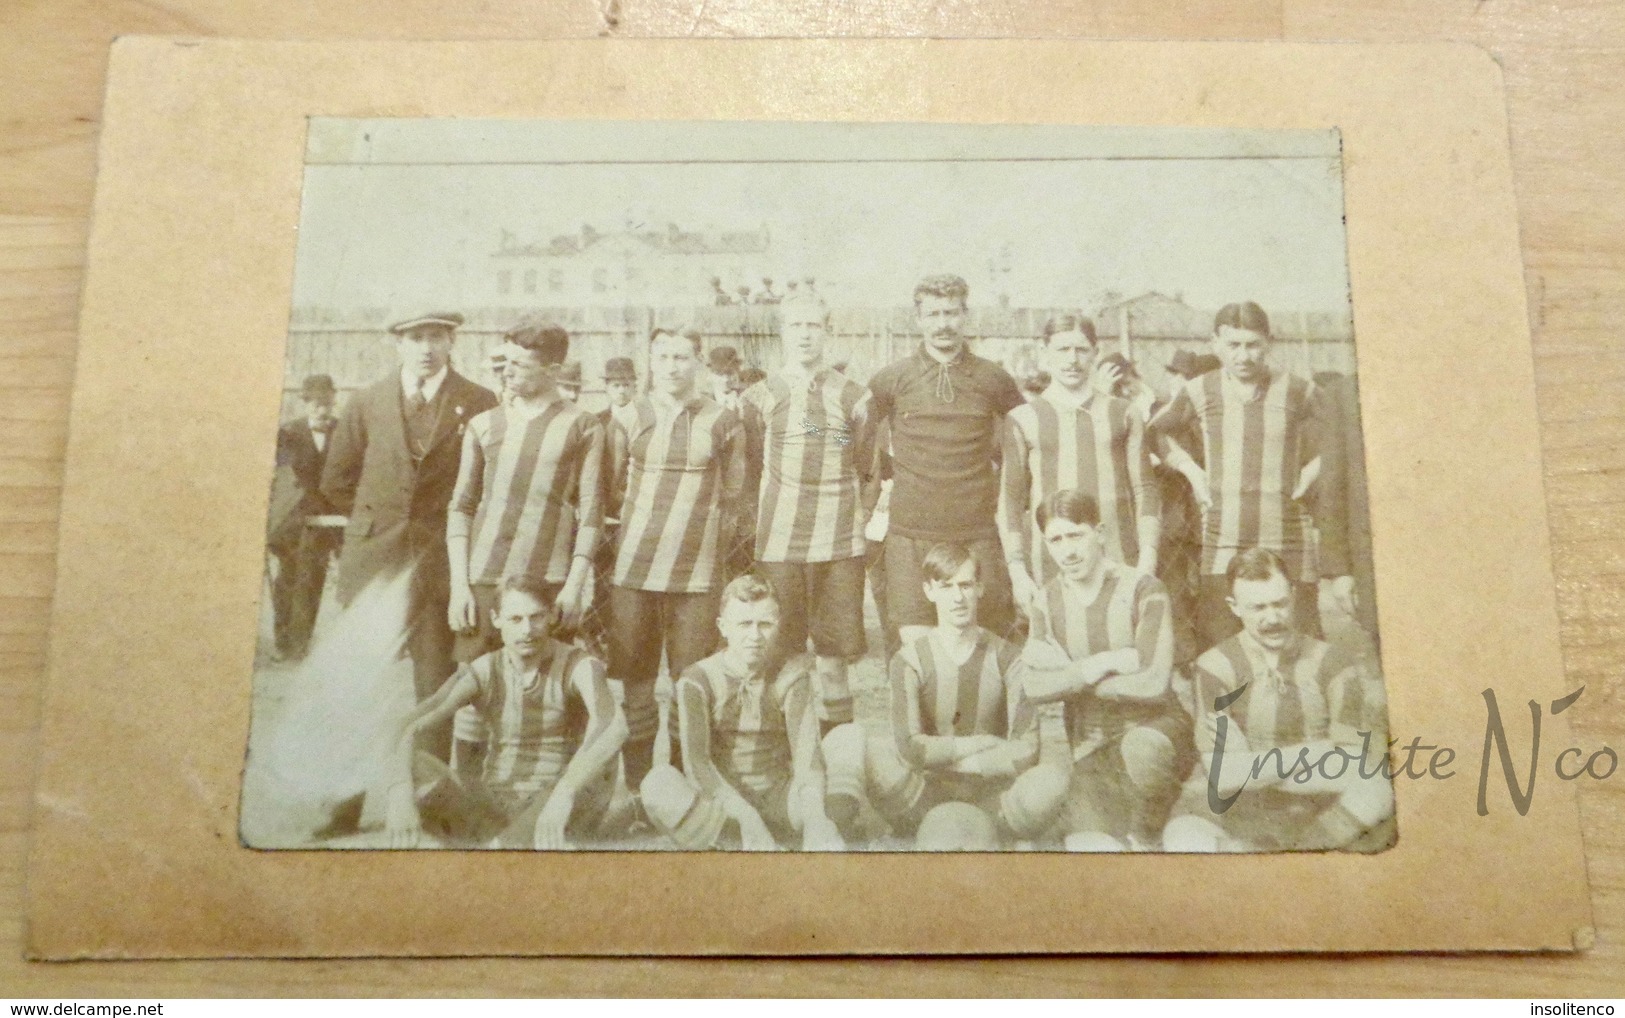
[
  {"x1": 999, "y1": 313, "x2": 1160, "y2": 622},
  {"x1": 865, "y1": 543, "x2": 1069, "y2": 848},
  {"x1": 448, "y1": 319, "x2": 603, "y2": 658},
  {"x1": 739, "y1": 290, "x2": 873, "y2": 733},
  {"x1": 608, "y1": 326, "x2": 748, "y2": 788},
  {"x1": 382, "y1": 575, "x2": 628, "y2": 849},
  {"x1": 1021, "y1": 489, "x2": 1193, "y2": 851},
  {"x1": 1147, "y1": 301, "x2": 1354, "y2": 651},
  {"x1": 1162, "y1": 548, "x2": 1393, "y2": 852},
  {"x1": 639, "y1": 574, "x2": 862, "y2": 850},
  {"x1": 446, "y1": 320, "x2": 606, "y2": 772},
  {"x1": 868, "y1": 274, "x2": 1025, "y2": 655}
]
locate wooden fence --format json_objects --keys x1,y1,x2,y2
[{"x1": 280, "y1": 305, "x2": 1358, "y2": 416}]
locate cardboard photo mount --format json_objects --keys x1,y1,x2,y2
[{"x1": 26, "y1": 38, "x2": 1592, "y2": 958}]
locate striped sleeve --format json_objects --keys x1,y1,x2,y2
[
  {"x1": 570, "y1": 415, "x2": 606, "y2": 563},
  {"x1": 888, "y1": 646, "x2": 955, "y2": 770},
  {"x1": 998, "y1": 411, "x2": 1034, "y2": 570},
  {"x1": 675, "y1": 670, "x2": 719, "y2": 790},
  {"x1": 565, "y1": 651, "x2": 617, "y2": 745},
  {"x1": 447, "y1": 414, "x2": 488, "y2": 542},
  {"x1": 1124, "y1": 401, "x2": 1160, "y2": 522},
  {"x1": 739, "y1": 387, "x2": 767, "y2": 547}
]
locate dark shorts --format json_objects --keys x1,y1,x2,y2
[
  {"x1": 755, "y1": 557, "x2": 867, "y2": 661},
  {"x1": 414, "y1": 755, "x2": 616, "y2": 849},
  {"x1": 882, "y1": 533, "x2": 1014, "y2": 651},
  {"x1": 605, "y1": 585, "x2": 721, "y2": 684},
  {"x1": 1062, "y1": 702, "x2": 1196, "y2": 840}
]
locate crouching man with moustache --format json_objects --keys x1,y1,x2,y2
[
  {"x1": 639, "y1": 574, "x2": 863, "y2": 850},
  {"x1": 865, "y1": 543, "x2": 1069, "y2": 849},
  {"x1": 1162, "y1": 548, "x2": 1394, "y2": 852},
  {"x1": 1021, "y1": 489, "x2": 1195, "y2": 851},
  {"x1": 382, "y1": 575, "x2": 628, "y2": 849}
]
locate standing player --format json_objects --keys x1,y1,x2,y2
[
  {"x1": 446, "y1": 320, "x2": 605, "y2": 769},
  {"x1": 868, "y1": 274, "x2": 1025, "y2": 653},
  {"x1": 639, "y1": 575, "x2": 862, "y2": 850},
  {"x1": 383, "y1": 575, "x2": 628, "y2": 849},
  {"x1": 1021, "y1": 489, "x2": 1192, "y2": 850},
  {"x1": 1147, "y1": 302, "x2": 1353, "y2": 649},
  {"x1": 448, "y1": 319, "x2": 602, "y2": 657},
  {"x1": 739, "y1": 290, "x2": 873, "y2": 732},
  {"x1": 864, "y1": 543, "x2": 1069, "y2": 848},
  {"x1": 1162, "y1": 548, "x2": 1393, "y2": 852},
  {"x1": 999, "y1": 313, "x2": 1160, "y2": 621},
  {"x1": 608, "y1": 326, "x2": 748, "y2": 789}
]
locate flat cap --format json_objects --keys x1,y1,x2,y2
[{"x1": 388, "y1": 311, "x2": 465, "y2": 334}]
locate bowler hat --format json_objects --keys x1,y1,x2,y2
[
  {"x1": 299, "y1": 374, "x2": 337, "y2": 400},
  {"x1": 603, "y1": 357, "x2": 637, "y2": 383}
]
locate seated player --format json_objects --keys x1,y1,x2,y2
[
  {"x1": 382, "y1": 575, "x2": 628, "y2": 849},
  {"x1": 1021, "y1": 489, "x2": 1194, "y2": 851},
  {"x1": 638, "y1": 574, "x2": 864, "y2": 850},
  {"x1": 865, "y1": 542, "x2": 1069, "y2": 849},
  {"x1": 1162, "y1": 548, "x2": 1395, "y2": 852}
]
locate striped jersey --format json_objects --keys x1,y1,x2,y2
[
  {"x1": 611, "y1": 394, "x2": 747, "y2": 593},
  {"x1": 1190, "y1": 631, "x2": 1386, "y2": 761},
  {"x1": 889, "y1": 627, "x2": 1033, "y2": 774},
  {"x1": 1028, "y1": 564, "x2": 1176, "y2": 745},
  {"x1": 677, "y1": 652, "x2": 817, "y2": 797},
  {"x1": 1147, "y1": 368, "x2": 1330, "y2": 582},
  {"x1": 740, "y1": 370, "x2": 873, "y2": 564},
  {"x1": 449, "y1": 400, "x2": 605, "y2": 585},
  {"x1": 465, "y1": 641, "x2": 614, "y2": 812},
  {"x1": 999, "y1": 387, "x2": 1159, "y2": 583}
]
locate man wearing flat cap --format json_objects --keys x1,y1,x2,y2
[
  {"x1": 266, "y1": 373, "x2": 341, "y2": 661},
  {"x1": 321, "y1": 311, "x2": 499, "y2": 761}
]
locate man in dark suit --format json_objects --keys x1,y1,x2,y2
[
  {"x1": 320, "y1": 311, "x2": 499, "y2": 762},
  {"x1": 266, "y1": 373, "x2": 341, "y2": 661}
]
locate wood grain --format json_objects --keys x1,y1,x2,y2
[{"x1": 2, "y1": 0, "x2": 1623, "y2": 995}]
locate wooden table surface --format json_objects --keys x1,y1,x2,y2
[{"x1": 4, "y1": 0, "x2": 1624, "y2": 997}]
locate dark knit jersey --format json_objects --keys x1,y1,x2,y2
[{"x1": 868, "y1": 346, "x2": 1024, "y2": 542}]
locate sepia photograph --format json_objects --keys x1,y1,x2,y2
[{"x1": 239, "y1": 118, "x2": 1396, "y2": 855}]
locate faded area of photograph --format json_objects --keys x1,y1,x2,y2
[{"x1": 241, "y1": 120, "x2": 1393, "y2": 854}]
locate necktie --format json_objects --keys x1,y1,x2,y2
[{"x1": 406, "y1": 381, "x2": 427, "y2": 415}]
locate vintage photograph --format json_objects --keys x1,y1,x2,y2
[{"x1": 239, "y1": 119, "x2": 1396, "y2": 854}]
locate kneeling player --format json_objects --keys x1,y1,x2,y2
[
  {"x1": 1162, "y1": 548, "x2": 1394, "y2": 852},
  {"x1": 1022, "y1": 489, "x2": 1194, "y2": 851},
  {"x1": 383, "y1": 575, "x2": 628, "y2": 849},
  {"x1": 639, "y1": 574, "x2": 864, "y2": 850},
  {"x1": 865, "y1": 542, "x2": 1069, "y2": 849}
]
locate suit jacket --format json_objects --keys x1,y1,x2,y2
[
  {"x1": 320, "y1": 370, "x2": 499, "y2": 606},
  {"x1": 266, "y1": 418, "x2": 335, "y2": 552}
]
